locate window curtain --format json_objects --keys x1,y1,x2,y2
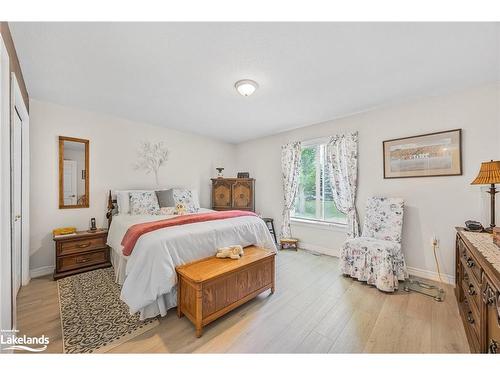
[
  {"x1": 326, "y1": 132, "x2": 360, "y2": 238},
  {"x1": 280, "y1": 141, "x2": 301, "y2": 239}
]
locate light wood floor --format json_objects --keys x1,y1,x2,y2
[{"x1": 17, "y1": 250, "x2": 469, "y2": 353}]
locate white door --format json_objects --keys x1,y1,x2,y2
[
  {"x1": 12, "y1": 108, "x2": 22, "y2": 297},
  {"x1": 63, "y1": 160, "x2": 77, "y2": 205}
]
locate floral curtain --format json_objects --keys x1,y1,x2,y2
[
  {"x1": 280, "y1": 141, "x2": 301, "y2": 239},
  {"x1": 326, "y1": 132, "x2": 360, "y2": 238}
]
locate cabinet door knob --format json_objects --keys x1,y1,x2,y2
[
  {"x1": 467, "y1": 283, "x2": 476, "y2": 296},
  {"x1": 489, "y1": 339, "x2": 498, "y2": 354},
  {"x1": 466, "y1": 311, "x2": 474, "y2": 324}
]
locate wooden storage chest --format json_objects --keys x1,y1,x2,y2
[{"x1": 176, "y1": 246, "x2": 275, "y2": 337}]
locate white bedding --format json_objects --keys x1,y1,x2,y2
[{"x1": 107, "y1": 210, "x2": 277, "y2": 319}]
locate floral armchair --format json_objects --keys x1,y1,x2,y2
[{"x1": 340, "y1": 197, "x2": 407, "y2": 292}]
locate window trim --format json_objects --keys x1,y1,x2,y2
[
  {"x1": 291, "y1": 217, "x2": 347, "y2": 229},
  {"x1": 291, "y1": 137, "x2": 346, "y2": 226}
]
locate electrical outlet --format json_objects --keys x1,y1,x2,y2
[{"x1": 432, "y1": 236, "x2": 439, "y2": 247}]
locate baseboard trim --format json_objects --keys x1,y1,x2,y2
[
  {"x1": 407, "y1": 266, "x2": 455, "y2": 285},
  {"x1": 30, "y1": 265, "x2": 54, "y2": 279},
  {"x1": 298, "y1": 243, "x2": 455, "y2": 285},
  {"x1": 299, "y1": 242, "x2": 340, "y2": 258}
]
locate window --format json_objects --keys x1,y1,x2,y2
[{"x1": 291, "y1": 140, "x2": 346, "y2": 225}]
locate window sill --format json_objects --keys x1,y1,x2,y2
[{"x1": 290, "y1": 217, "x2": 347, "y2": 231}]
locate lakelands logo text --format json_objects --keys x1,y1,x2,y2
[{"x1": 0, "y1": 330, "x2": 49, "y2": 352}]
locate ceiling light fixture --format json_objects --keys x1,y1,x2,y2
[{"x1": 235, "y1": 79, "x2": 258, "y2": 97}]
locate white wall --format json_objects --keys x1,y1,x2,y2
[
  {"x1": 29, "y1": 85, "x2": 500, "y2": 281},
  {"x1": 29, "y1": 99, "x2": 237, "y2": 273},
  {"x1": 236, "y1": 84, "x2": 500, "y2": 282}
]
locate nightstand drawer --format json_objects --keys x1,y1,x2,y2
[
  {"x1": 58, "y1": 236, "x2": 106, "y2": 256},
  {"x1": 57, "y1": 249, "x2": 108, "y2": 273}
]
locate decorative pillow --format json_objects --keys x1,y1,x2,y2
[
  {"x1": 129, "y1": 191, "x2": 160, "y2": 215},
  {"x1": 116, "y1": 190, "x2": 152, "y2": 214},
  {"x1": 156, "y1": 190, "x2": 171, "y2": 208},
  {"x1": 156, "y1": 188, "x2": 200, "y2": 213}
]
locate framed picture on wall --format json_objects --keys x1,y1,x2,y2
[{"x1": 383, "y1": 129, "x2": 462, "y2": 178}]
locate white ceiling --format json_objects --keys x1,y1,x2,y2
[{"x1": 10, "y1": 22, "x2": 500, "y2": 144}]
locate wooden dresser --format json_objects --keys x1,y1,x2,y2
[
  {"x1": 455, "y1": 228, "x2": 500, "y2": 353},
  {"x1": 211, "y1": 178, "x2": 255, "y2": 212},
  {"x1": 53, "y1": 229, "x2": 111, "y2": 280}
]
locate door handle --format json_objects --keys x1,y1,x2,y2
[{"x1": 14, "y1": 214, "x2": 21, "y2": 222}]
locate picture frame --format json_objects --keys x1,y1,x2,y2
[
  {"x1": 237, "y1": 172, "x2": 250, "y2": 178},
  {"x1": 383, "y1": 129, "x2": 462, "y2": 179}
]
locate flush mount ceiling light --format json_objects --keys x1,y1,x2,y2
[{"x1": 234, "y1": 79, "x2": 259, "y2": 97}]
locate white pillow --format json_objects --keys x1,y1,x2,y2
[
  {"x1": 115, "y1": 190, "x2": 153, "y2": 214},
  {"x1": 129, "y1": 191, "x2": 160, "y2": 215}
]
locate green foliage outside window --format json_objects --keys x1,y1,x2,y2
[{"x1": 292, "y1": 144, "x2": 346, "y2": 223}]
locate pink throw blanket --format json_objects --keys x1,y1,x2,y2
[{"x1": 121, "y1": 210, "x2": 258, "y2": 256}]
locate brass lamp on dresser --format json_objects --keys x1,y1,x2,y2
[
  {"x1": 53, "y1": 229, "x2": 111, "y2": 280},
  {"x1": 455, "y1": 228, "x2": 500, "y2": 353}
]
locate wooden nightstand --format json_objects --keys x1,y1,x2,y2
[{"x1": 53, "y1": 229, "x2": 111, "y2": 280}]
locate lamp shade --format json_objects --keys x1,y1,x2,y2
[{"x1": 471, "y1": 160, "x2": 500, "y2": 185}]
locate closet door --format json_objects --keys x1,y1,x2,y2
[{"x1": 11, "y1": 107, "x2": 22, "y2": 297}]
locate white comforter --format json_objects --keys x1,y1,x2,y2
[{"x1": 107, "y1": 210, "x2": 276, "y2": 319}]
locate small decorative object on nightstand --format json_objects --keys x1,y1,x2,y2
[
  {"x1": 53, "y1": 229, "x2": 111, "y2": 280},
  {"x1": 89, "y1": 217, "x2": 97, "y2": 232},
  {"x1": 280, "y1": 238, "x2": 298, "y2": 251}
]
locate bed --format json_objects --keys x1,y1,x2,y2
[{"x1": 106, "y1": 196, "x2": 276, "y2": 320}]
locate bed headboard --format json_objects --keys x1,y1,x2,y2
[{"x1": 106, "y1": 190, "x2": 118, "y2": 228}]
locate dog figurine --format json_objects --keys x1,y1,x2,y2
[{"x1": 216, "y1": 245, "x2": 244, "y2": 260}]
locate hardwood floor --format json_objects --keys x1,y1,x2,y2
[{"x1": 16, "y1": 250, "x2": 469, "y2": 353}]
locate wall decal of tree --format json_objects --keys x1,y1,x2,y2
[{"x1": 134, "y1": 141, "x2": 168, "y2": 186}]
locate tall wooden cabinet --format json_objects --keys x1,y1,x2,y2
[
  {"x1": 211, "y1": 178, "x2": 255, "y2": 212},
  {"x1": 455, "y1": 228, "x2": 500, "y2": 353}
]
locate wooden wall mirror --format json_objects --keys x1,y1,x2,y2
[{"x1": 59, "y1": 136, "x2": 89, "y2": 209}]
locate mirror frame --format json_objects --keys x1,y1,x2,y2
[{"x1": 58, "y1": 136, "x2": 90, "y2": 209}]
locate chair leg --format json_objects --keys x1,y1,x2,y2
[{"x1": 270, "y1": 220, "x2": 277, "y2": 244}]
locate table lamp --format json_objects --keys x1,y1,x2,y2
[{"x1": 471, "y1": 160, "x2": 500, "y2": 233}]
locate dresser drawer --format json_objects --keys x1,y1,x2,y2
[
  {"x1": 461, "y1": 297, "x2": 481, "y2": 351},
  {"x1": 462, "y1": 268, "x2": 481, "y2": 312},
  {"x1": 460, "y1": 247, "x2": 482, "y2": 285},
  {"x1": 483, "y1": 276, "x2": 500, "y2": 354},
  {"x1": 58, "y1": 236, "x2": 107, "y2": 256},
  {"x1": 57, "y1": 249, "x2": 109, "y2": 273}
]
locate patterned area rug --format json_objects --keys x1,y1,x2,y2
[{"x1": 57, "y1": 268, "x2": 159, "y2": 353}]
